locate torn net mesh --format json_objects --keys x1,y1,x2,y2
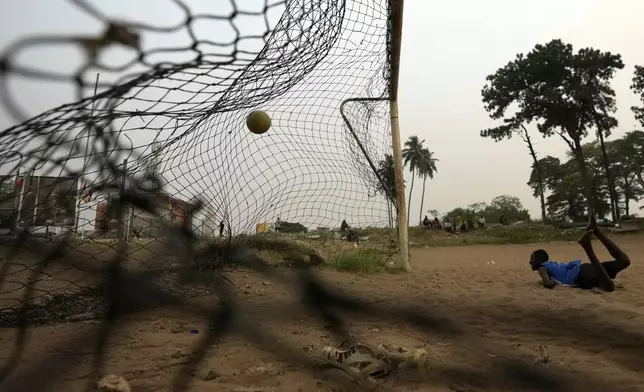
[{"x1": 0, "y1": 0, "x2": 397, "y2": 326}]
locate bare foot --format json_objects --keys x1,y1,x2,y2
[
  {"x1": 586, "y1": 214, "x2": 598, "y2": 232},
  {"x1": 578, "y1": 230, "x2": 593, "y2": 248}
]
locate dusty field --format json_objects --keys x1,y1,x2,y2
[{"x1": 1, "y1": 235, "x2": 644, "y2": 391}]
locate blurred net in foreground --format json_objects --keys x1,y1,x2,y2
[
  {"x1": 0, "y1": 2, "x2": 403, "y2": 387},
  {"x1": 0, "y1": 0, "x2": 399, "y2": 320}
]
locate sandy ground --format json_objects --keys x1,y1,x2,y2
[{"x1": 1, "y1": 235, "x2": 644, "y2": 391}]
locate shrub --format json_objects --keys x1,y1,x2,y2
[{"x1": 333, "y1": 248, "x2": 387, "y2": 273}]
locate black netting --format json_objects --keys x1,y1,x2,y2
[{"x1": 0, "y1": 0, "x2": 406, "y2": 390}]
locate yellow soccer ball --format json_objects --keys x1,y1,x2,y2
[{"x1": 246, "y1": 110, "x2": 272, "y2": 134}]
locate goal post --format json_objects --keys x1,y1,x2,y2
[{"x1": 389, "y1": 0, "x2": 410, "y2": 271}]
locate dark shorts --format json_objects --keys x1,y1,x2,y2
[{"x1": 576, "y1": 261, "x2": 620, "y2": 290}]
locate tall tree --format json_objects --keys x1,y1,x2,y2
[
  {"x1": 622, "y1": 130, "x2": 644, "y2": 188},
  {"x1": 568, "y1": 142, "x2": 612, "y2": 218},
  {"x1": 402, "y1": 136, "x2": 425, "y2": 225},
  {"x1": 519, "y1": 125, "x2": 547, "y2": 223},
  {"x1": 427, "y1": 209, "x2": 440, "y2": 219},
  {"x1": 376, "y1": 154, "x2": 396, "y2": 200},
  {"x1": 608, "y1": 137, "x2": 644, "y2": 216},
  {"x1": 417, "y1": 148, "x2": 438, "y2": 225},
  {"x1": 480, "y1": 120, "x2": 547, "y2": 222},
  {"x1": 527, "y1": 140, "x2": 637, "y2": 221},
  {"x1": 528, "y1": 156, "x2": 562, "y2": 219},
  {"x1": 376, "y1": 154, "x2": 397, "y2": 227},
  {"x1": 482, "y1": 39, "x2": 624, "y2": 216},
  {"x1": 631, "y1": 66, "x2": 644, "y2": 126}
]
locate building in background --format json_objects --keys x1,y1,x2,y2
[
  {"x1": 0, "y1": 173, "x2": 195, "y2": 239},
  {"x1": 0, "y1": 175, "x2": 77, "y2": 236}
]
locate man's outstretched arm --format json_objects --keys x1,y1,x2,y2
[{"x1": 538, "y1": 267, "x2": 557, "y2": 289}]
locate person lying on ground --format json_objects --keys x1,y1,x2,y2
[{"x1": 529, "y1": 215, "x2": 630, "y2": 291}]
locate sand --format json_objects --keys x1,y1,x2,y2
[{"x1": 1, "y1": 236, "x2": 644, "y2": 391}]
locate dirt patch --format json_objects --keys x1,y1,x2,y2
[{"x1": 1, "y1": 236, "x2": 644, "y2": 391}]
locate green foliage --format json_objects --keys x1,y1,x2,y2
[
  {"x1": 443, "y1": 195, "x2": 530, "y2": 223},
  {"x1": 474, "y1": 223, "x2": 582, "y2": 244},
  {"x1": 416, "y1": 148, "x2": 438, "y2": 225},
  {"x1": 279, "y1": 221, "x2": 308, "y2": 233},
  {"x1": 407, "y1": 223, "x2": 585, "y2": 247},
  {"x1": 402, "y1": 136, "x2": 425, "y2": 224},
  {"x1": 482, "y1": 39, "x2": 624, "y2": 214},
  {"x1": 527, "y1": 133, "x2": 644, "y2": 221},
  {"x1": 333, "y1": 248, "x2": 388, "y2": 273},
  {"x1": 402, "y1": 136, "x2": 425, "y2": 174},
  {"x1": 631, "y1": 66, "x2": 644, "y2": 126},
  {"x1": 401, "y1": 136, "x2": 440, "y2": 225},
  {"x1": 376, "y1": 154, "x2": 396, "y2": 201}
]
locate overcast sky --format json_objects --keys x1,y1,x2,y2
[
  {"x1": 399, "y1": 0, "x2": 644, "y2": 219},
  {"x1": 1, "y1": 0, "x2": 643, "y2": 230}
]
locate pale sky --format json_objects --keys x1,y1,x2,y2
[
  {"x1": 399, "y1": 0, "x2": 644, "y2": 220},
  {"x1": 1, "y1": 0, "x2": 643, "y2": 231}
]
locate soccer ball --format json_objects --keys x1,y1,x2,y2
[{"x1": 246, "y1": 110, "x2": 271, "y2": 134}]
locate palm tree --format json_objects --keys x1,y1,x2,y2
[
  {"x1": 402, "y1": 136, "x2": 425, "y2": 225},
  {"x1": 376, "y1": 154, "x2": 397, "y2": 227},
  {"x1": 417, "y1": 148, "x2": 438, "y2": 225}
]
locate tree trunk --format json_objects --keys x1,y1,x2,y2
[
  {"x1": 572, "y1": 139, "x2": 595, "y2": 217},
  {"x1": 596, "y1": 130, "x2": 619, "y2": 222},
  {"x1": 624, "y1": 175, "x2": 631, "y2": 217},
  {"x1": 386, "y1": 200, "x2": 392, "y2": 228},
  {"x1": 567, "y1": 194, "x2": 576, "y2": 221},
  {"x1": 521, "y1": 125, "x2": 547, "y2": 223},
  {"x1": 407, "y1": 171, "x2": 415, "y2": 226},
  {"x1": 419, "y1": 176, "x2": 427, "y2": 226}
]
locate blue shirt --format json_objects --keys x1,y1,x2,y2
[{"x1": 542, "y1": 260, "x2": 582, "y2": 286}]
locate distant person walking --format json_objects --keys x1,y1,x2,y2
[
  {"x1": 219, "y1": 221, "x2": 225, "y2": 237},
  {"x1": 274, "y1": 217, "x2": 282, "y2": 233}
]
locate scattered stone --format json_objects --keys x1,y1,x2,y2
[
  {"x1": 202, "y1": 368, "x2": 218, "y2": 381},
  {"x1": 97, "y1": 374, "x2": 130, "y2": 392},
  {"x1": 68, "y1": 312, "x2": 98, "y2": 322}
]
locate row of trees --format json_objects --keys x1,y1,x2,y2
[
  {"x1": 438, "y1": 194, "x2": 530, "y2": 224},
  {"x1": 481, "y1": 38, "x2": 644, "y2": 222},
  {"x1": 528, "y1": 131, "x2": 644, "y2": 221},
  {"x1": 375, "y1": 136, "x2": 438, "y2": 226}
]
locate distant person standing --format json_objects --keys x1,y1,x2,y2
[
  {"x1": 340, "y1": 219, "x2": 349, "y2": 232},
  {"x1": 478, "y1": 216, "x2": 486, "y2": 229},
  {"x1": 275, "y1": 217, "x2": 282, "y2": 233},
  {"x1": 433, "y1": 217, "x2": 441, "y2": 229},
  {"x1": 444, "y1": 220, "x2": 453, "y2": 233},
  {"x1": 340, "y1": 219, "x2": 359, "y2": 245},
  {"x1": 219, "y1": 221, "x2": 225, "y2": 237}
]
